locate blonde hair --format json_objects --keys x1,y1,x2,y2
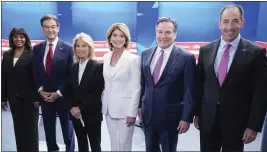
[
  {"x1": 73, "y1": 32, "x2": 95, "y2": 62},
  {"x1": 106, "y1": 23, "x2": 131, "y2": 51}
]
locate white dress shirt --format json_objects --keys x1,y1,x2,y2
[
  {"x1": 43, "y1": 37, "x2": 58, "y2": 68},
  {"x1": 78, "y1": 59, "x2": 89, "y2": 85},
  {"x1": 214, "y1": 34, "x2": 241, "y2": 76},
  {"x1": 38, "y1": 37, "x2": 62, "y2": 96},
  {"x1": 13, "y1": 57, "x2": 19, "y2": 67},
  {"x1": 150, "y1": 43, "x2": 174, "y2": 78}
]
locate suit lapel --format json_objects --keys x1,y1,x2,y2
[
  {"x1": 104, "y1": 52, "x2": 112, "y2": 80},
  {"x1": 49, "y1": 40, "x2": 65, "y2": 77},
  {"x1": 223, "y1": 38, "x2": 249, "y2": 86},
  {"x1": 210, "y1": 39, "x2": 221, "y2": 86},
  {"x1": 52, "y1": 40, "x2": 63, "y2": 63},
  {"x1": 147, "y1": 47, "x2": 157, "y2": 81},
  {"x1": 164, "y1": 45, "x2": 180, "y2": 74},
  {"x1": 41, "y1": 41, "x2": 46, "y2": 70},
  {"x1": 4, "y1": 51, "x2": 14, "y2": 70},
  {"x1": 14, "y1": 49, "x2": 28, "y2": 68},
  {"x1": 156, "y1": 45, "x2": 180, "y2": 86},
  {"x1": 79, "y1": 60, "x2": 94, "y2": 89},
  {"x1": 73, "y1": 63, "x2": 79, "y2": 91},
  {"x1": 110, "y1": 51, "x2": 126, "y2": 80}
]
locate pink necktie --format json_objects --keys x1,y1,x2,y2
[
  {"x1": 218, "y1": 44, "x2": 231, "y2": 86},
  {"x1": 153, "y1": 50, "x2": 164, "y2": 84}
]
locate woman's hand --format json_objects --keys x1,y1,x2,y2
[{"x1": 126, "y1": 116, "x2": 136, "y2": 127}]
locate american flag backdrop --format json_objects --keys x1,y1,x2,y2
[
  {"x1": 2, "y1": 40, "x2": 266, "y2": 62},
  {"x1": 1, "y1": 40, "x2": 137, "y2": 62},
  {"x1": 1, "y1": 39, "x2": 206, "y2": 62}
]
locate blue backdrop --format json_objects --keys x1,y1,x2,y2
[{"x1": 2, "y1": 2, "x2": 267, "y2": 55}]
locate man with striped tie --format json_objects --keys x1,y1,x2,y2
[
  {"x1": 139, "y1": 17, "x2": 197, "y2": 152},
  {"x1": 194, "y1": 4, "x2": 267, "y2": 152}
]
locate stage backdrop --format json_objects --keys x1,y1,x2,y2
[{"x1": 2, "y1": 2, "x2": 267, "y2": 62}]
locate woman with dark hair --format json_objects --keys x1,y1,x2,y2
[{"x1": 1, "y1": 28, "x2": 39, "y2": 152}]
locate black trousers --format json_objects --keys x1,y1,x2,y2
[
  {"x1": 72, "y1": 117, "x2": 102, "y2": 152},
  {"x1": 9, "y1": 98, "x2": 39, "y2": 152},
  {"x1": 200, "y1": 106, "x2": 244, "y2": 152}
]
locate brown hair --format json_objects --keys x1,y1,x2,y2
[
  {"x1": 40, "y1": 14, "x2": 60, "y2": 27},
  {"x1": 106, "y1": 23, "x2": 131, "y2": 51}
]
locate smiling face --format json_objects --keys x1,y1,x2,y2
[
  {"x1": 42, "y1": 19, "x2": 59, "y2": 42},
  {"x1": 156, "y1": 22, "x2": 177, "y2": 49},
  {"x1": 75, "y1": 39, "x2": 90, "y2": 60},
  {"x1": 109, "y1": 29, "x2": 126, "y2": 50},
  {"x1": 219, "y1": 7, "x2": 244, "y2": 43},
  {"x1": 12, "y1": 34, "x2": 26, "y2": 49}
]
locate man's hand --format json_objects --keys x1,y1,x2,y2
[
  {"x1": 126, "y1": 116, "x2": 136, "y2": 127},
  {"x1": 177, "y1": 120, "x2": 190, "y2": 134},
  {"x1": 49, "y1": 92, "x2": 60, "y2": 102},
  {"x1": 1, "y1": 102, "x2": 8, "y2": 111},
  {"x1": 137, "y1": 108, "x2": 142, "y2": 120},
  {"x1": 34, "y1": 102, "x2": 40, "y2": 108},
  {"x1": 70, "y1": 107, "x2": 81, "y2": 119},
  {"x1": 193, "y1": 116, "x2": 199, "y2": 130},
  {"x1": 243, "y1": 128, "x2": 257, "y2": 144},
  {"x1": 39, "y1": 90, "x2": 52, "y2": 102}
]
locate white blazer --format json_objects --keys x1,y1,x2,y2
[{"x1": 102, "y1": 50, "x2": 141, "y2": 119}]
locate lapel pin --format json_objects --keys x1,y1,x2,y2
[{"x1": 242, "y1": 48, "x2": 246, "y2": 52}]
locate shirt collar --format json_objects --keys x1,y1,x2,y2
[
  {"x1": 156, "y1": 43, "x2": 174, "y2": 55},
  {"x1": 46, "y1": 37, "x2": 59, "y2": 47},
  {"x1": 220, "y1": 34, "x2": 241, "y2": 52},
  {"x1": 79, "y1": 58, "x2": 89, "y2": 65}
]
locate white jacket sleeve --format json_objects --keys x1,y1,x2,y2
[{"x1": 127, "y1": 55, "x2": 141, "y2": 117}]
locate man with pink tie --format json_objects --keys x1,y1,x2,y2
[
  {"x1": 139, "y1": 17, "x2": 197, "y2": 152},
  {"x1": 194, "y1": 4, "x2": 267, "y2": 152}
]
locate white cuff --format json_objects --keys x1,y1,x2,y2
[
  {"x1": 56, "y1": 90, "x2": 63, "y2": 97},
  {"x1": 38, "y1": 86, "x2": 43, "y2": 93}
]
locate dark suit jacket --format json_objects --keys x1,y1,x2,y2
[
  {"x1": 32, "y1": 39, "x2": 74, "y2": 93},
  {"x1": 63, "y1": 60, "x2": 104, "y2": 121},
  {"x1": 139, "y1": 45, "x2": 197, "y2": 129},
  {"x1": 196, "y1": 38, "x2": 267, "y2": 135},
  {"x1": 1, "y1": 49, "x2": 39, "y2": 102}
]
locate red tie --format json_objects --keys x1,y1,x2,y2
[{"x1": 46, "y1": 43, "x2": 53, "y2": 79}]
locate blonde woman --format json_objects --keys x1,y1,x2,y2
[
  {"x1": 62, "y1": 33, "x2": 104, "y2": 152},
  {"x1": 102, "y1": 23, "x2": 141, "y2": 151}
]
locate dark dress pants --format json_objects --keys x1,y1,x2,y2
[{"x1": 9, "y1": 97, "x2": 39, "y2": 152}]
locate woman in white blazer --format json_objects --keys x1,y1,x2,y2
[{"x1": 102, "y1": 23, "x2": 141, "y2": 151}]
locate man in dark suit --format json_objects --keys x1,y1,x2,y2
[
  {"x1": 32, "y1": 14, "x2": 75, "y2": 152},
  {"x1": 194, "y1": 4, "x2": 267, "y2": 152},
  {"x1": 138, "y1": 17, "x2": 197, "y2": 152}
]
